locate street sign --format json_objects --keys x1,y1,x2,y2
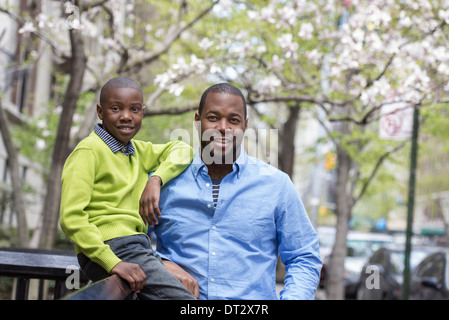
[{"x1": 379, "y1": 103, "x2": 413, "y2": 140}]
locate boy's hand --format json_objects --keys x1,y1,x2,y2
[
  {"x1": 110, "y1": 261, "x2": 146, "y2": 293},
  {"x1": 139, "y1": 175, "x2": 162, "y2": 227}
]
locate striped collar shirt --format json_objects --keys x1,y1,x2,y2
[{"x1": 94, "y1": 123, "x2": 135, "y2": 156}]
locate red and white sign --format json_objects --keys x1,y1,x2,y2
[{"x1": 379, "y1": 103, "x2": 413, "y2": 140}]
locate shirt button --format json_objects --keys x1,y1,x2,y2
[
  {"x1": 211, "y1": 251, "x2": 216, "y2": 256},
  {"x1": 211, "y1": 226, "x2": 216, "y2": 230},
  {"x1": 207, "y1": 204, "x2": 211, "y2": 208},
  {"x1": 206, "y1": 183, "x2": 210, "y2": 187},
  {"x1": 121, "y1": 147, "x2": 127, "y2": 152},
  {"x1": 210, "y1": 278, "x2": 215, "y2": 282}
]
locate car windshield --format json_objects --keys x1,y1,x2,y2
[
  {"x1": 390, "y1": 250, "x2": 431, "y2": 275},
  {"x1": 347, "y1": 239, "x2": 391, "y2": 257},
  {"x1": 319, "y1": 233, "x2": 335, "y2": 248}
]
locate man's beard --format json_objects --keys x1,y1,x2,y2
[{"x1": 200, "y1": 129, "x2": 244, "y2": 165}]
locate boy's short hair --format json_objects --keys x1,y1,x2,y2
[
  {"x1": 198, "y1": 83, "x2": 247, "y2": 118},
  {"x1": 100, "y1": 77, "x2": 143, "y2": 105}
]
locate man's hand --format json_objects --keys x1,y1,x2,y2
[
  {"x1": 163, "y1": 259, "x2": 199, "y2": 299},
  {"x1": 139, "y1": 175, "x2": 162, "y2": 227},
  {"x1": 110, "y1": 261, "x2": 146, "y2": 293}
]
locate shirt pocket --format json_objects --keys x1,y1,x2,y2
[{"x1": 226, "y1": 199, "x2": 275, "y2": 244}]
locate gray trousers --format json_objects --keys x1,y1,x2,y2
[{"x1": 77, "y1": 234, "x2": 196, "y2": 300}]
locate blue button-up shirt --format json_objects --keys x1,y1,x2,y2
[{"x1": 153, "y1": 148, "x2": 322, "y2": 300}]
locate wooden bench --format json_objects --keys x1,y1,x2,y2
[
  {"x1": 62, "y1": 274, "x2": 134, "y2": 300},
  {"x1": 0, "y1": 247, "x2": 88, "y2": 299}
]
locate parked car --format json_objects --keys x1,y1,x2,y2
[
  {"x1": 409, "y1": 248, "x2": 449, "y2": 300},
  {"x1": 320, "y1": 230, "x2": 394, "y2": 297},
  {"x1": 357, "y1": 245, "x2": 440, "y2": 300},
  {"x1": 343, "y1": 231, "x2": 395, "y2": 298},
  {"x1": 316, "y1": 226, "x2": 336, "y2": 287}
]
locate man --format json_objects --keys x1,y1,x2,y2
[{"x1": 152, "y1": 83, "x2": 322, "y2": 299}]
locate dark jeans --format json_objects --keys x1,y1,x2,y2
[{"x1": 77, "y1": 234, "x2": 196, "y2": 300}]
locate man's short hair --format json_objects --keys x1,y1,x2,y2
[
  {"x1": 198, "y1": 83, "x2": 247, "y2": 118},
  {"x1": 100, "y1": 77, "x2": 142, "y2": 105}
]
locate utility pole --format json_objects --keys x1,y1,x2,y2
[{"x1": 401, "y1": 105, "x2": 420, "y2": 300}]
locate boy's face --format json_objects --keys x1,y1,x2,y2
[{"x1": 97, "y1": 87, "x2": 144, "y2": 145}]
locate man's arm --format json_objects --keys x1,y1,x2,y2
[{"x1": 277, "y1": 175, "x2": 322, "y2": 300}]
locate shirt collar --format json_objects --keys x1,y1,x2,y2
[
  {"x1": 94, "y1": 123, "x2": 135, "y2": 155},
  {"x1": 191, "y1": 146, "x2": 247, "y2": 178}
]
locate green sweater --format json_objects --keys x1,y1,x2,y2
[{"x1": 59, "y1": 132, "x2": 192, "y2": 272}]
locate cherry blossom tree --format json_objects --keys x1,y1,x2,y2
[
  {"x1": 2, "y1": 0, "x2": 449, "y2": 299},
  {"x1": 0, "y1": 0, "x2": 219, "y2": 248}
]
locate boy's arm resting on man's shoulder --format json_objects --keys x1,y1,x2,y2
[
  {"x1": 145, "y1": 140, "x2": 193, "y2": 186},
  {"x1": 277, "y1": 176, "x2": 322, "y2": 300},
  {"x1": 59, "y1": 149, "x2": 121, "y2": 273},
  {"x1": 139, "y1": 175, "x2": 162, "y2": 227},
  {"x1": 138, "y1": 141, "x2": 192, "y2": 226}
]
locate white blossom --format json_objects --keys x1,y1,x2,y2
[
  {"x1": 168, "y1": 83, "x2": 184, "y2": 97},
  {"x1": 257, "y1": 75, "x2": 281, "y2": 93},
  {"x1": 439, "y1": 9, "x2": 449, "y2": 24},
  {"x1": 247, "y1": 10, "x2": 258, "y2": 21},
  {"x1": 125, "y1": 27, "x2": 134, "y2": 39},
  {"x1": 210, "y1": 64, "x2": 222, "y2": 74},
  {"x1": 199, "y1": 37, "x2": 214, "y2": 50},
  {"x1": 257, "y1": 45, "x2": 267, "y2": 54},
  {"x1": 277, "y1": 33, "x2": 298, "y2": 59},
  {"x1": 261, "y1": 6, "x2": 275, "y2": 23},
  {"x1": 36, "y1": 119, "x2": 47, "y2": 129},
  {"x1": 36, "y1": 139, "x2": 46, "y2": 150},
  {"x1": 271, "y1": 55, "x2": 284, "y2": 69},
  {"x1": 304, "y1": 49, "x2": 322, "y2": 65},
  {"x1": 218, "y1": 0, "x2": 233, "y2": 10},
  {"x1": 18, "y1": 22, "x2": 36, "y2": 34},
  {"x1": 298, "y1": 23, "x2": 314, "y2": 40}
]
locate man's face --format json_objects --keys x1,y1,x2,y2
[
  {"x1": 195, "y1": 92, "x2": 248, "y2": 164},
  {"x1": 97, "y1": 87, "x2": 144, "y2": 145}
]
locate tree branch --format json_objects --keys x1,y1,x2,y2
[
  {"x1": 0, "y1": 99, "x2": 29, "y2": 246},
  {"x1": 144, "y1": 105, "x2": 196, "y2": 117},
  {"x1": 0, "y1": 6, "x2": 67, "y2": 58},
  {"x1": 353, "y1": 141, "x2": 407, "y2": 205},
  {"x1": 120, "y1": 1, "x2": 218, "y2": 74}
]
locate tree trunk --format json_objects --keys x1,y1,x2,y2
[
  {"x1": 0, "y1": 99, "x2": 29, "y2": 246},
  {"x1": 279, "y1": 104, "x2": 300, "y2": 178},
  {"x1": 276, "y1": 104, "x2": 300, "y2": 282},
  {"x1": 35, "y1": 28, "x2": 86, "y2": 249},
  {"x1": 326, "y1": 142, "x2": 353, "y2": 299}
]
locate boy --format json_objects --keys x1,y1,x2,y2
[{"x1": 60, "y1": 77, "x2": 196, "y2": 299}]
